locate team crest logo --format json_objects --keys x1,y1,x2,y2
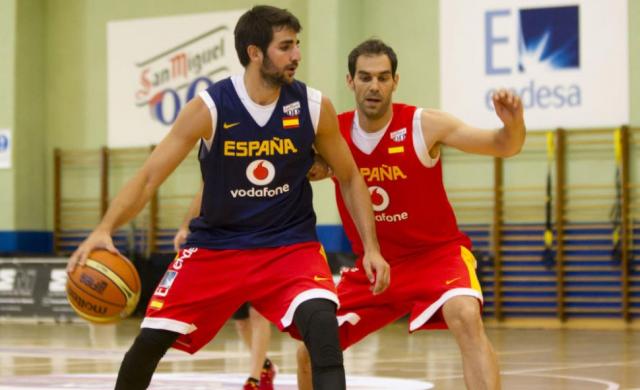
[
  {"x1": 154, "y1": 270, "x2": 178, "y2": 297},
  {"x1": 283, "y1": 101, "x2": 301, "y2": 116},
  {"x1": 390, "y1": 128, "x2": 407, "y2": 142},
  {"x1": 246, "y1": 159, "x2": 276, "y2": 186},
  {"x1": 369, "y1": 186, "x2": 390, "y2": 212},
  {"x1": 158, "y1": 271, "x2": 177, "y2": 289}
]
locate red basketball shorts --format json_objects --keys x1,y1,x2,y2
[
  {"x1": 141, "y1": 241, "x2": 338, "y2": 354},
  {"x1": 336, "y1": 243, "x2": 483, "y2": 349}
]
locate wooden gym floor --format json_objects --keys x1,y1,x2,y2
[{"x1": 1, "y1": 318, "x2": 639, "y2": 389}]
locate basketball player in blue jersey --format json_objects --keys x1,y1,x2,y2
[
  {"x1": 66, "y1": 5, "x2": 390, "y2": 390},
  {"x1": 174, "y1": 186, "x2": 276, "y2": 389}
]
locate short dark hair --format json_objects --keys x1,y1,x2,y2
[
  {"x1": 234, "y1": 5, "x2": 302, "y2": 67},
  {"x1": 348, "y1": 39, "x2": 398, "y2": 77}
]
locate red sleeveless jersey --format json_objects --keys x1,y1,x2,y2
[{"x1": 335, "y1": 103, "x2": 470, "y2": 262}]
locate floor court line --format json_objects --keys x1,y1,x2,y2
[
  {"x1": 426, "y1": 359, "x2": 640, "y2": 382},
  {"x1": 502, "y1": 359, "x2": 640, "y2": 376},
  {"x1": 508, "y1": 373, "x2": 620, "y2": 390},
  {"x1": 2, "y1": 322, "x2": 638, "y2": 389}
]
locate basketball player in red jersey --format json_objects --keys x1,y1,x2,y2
[
  {"x1": 66, "y1": 7, "x2": 390, "y2": 390},
  {"x1": 297, "y1": 39, "x2": 525, "y2": 390}
]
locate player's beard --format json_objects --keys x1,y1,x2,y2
[
  {"x1": 260, "y1": 56, "x2": 293, "y2": 87},
  {"x1": 360, "y1": 94, "x2": 392, "y2": 121}
]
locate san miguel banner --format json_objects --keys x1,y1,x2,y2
[
  {"x1": 439, "y1": 0, "x2": 628, "y2": 130},
  {"x1": 107, "y1": 10, "x2": 245, "y2": 147}
]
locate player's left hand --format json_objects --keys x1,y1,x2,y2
[
  {"x1": 362, "y1": 251, "x2": 390, "y2": 295},
  {"x1": 492, "y1": 89, "x2": 524, "y2": 129},
  {"x1": 307, "y1": 154, "x2": 333, "y2": 181},
  {"x1": 67, "y1": 228, "x2": 119, "y2": 273},
  {"x1": 173, "y1": 227, "x2": 189, "y2": 253}
]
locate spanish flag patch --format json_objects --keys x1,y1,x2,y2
[
  {"x1": 149, "y1": 300, "x2": 164, "y2": 309},
  {"x1": 283, "y1": 116, "x2": 300, "y2": 129},
  {"x1": 388, "y1": 146, "x2": 404, "y2": 154}
]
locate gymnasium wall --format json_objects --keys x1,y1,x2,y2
[
  {"x1": 0, "y1": 0, "x2": 16, "y2": 232},
  {"x1": 0, "y1": 0, "x2": 48, "y2": 249},
  {"x1": 15, "y1": 0, "x2": 46, "y2": 231},
  {"x1": 1, "y1": 0, "x2": 640, "y2": 253},
  {"x1": 632, "y1": 2, "x2": 640, "y2": 123}
]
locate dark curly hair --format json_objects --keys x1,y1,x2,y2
[
  {"x1": 234, "y1": 5, "x2": 302, "y2": 67},
  {"x1": 348, "y1": 39, "x2": 398, "y2": 77}
]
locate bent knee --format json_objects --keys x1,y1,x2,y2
[
  {"x1": 307, "y1": 311, "x2": 341, "y2": 365},
  {"x1": 293, "y1": 299, "x2": 342, "y2": 369},
  {"x1": 303, "y1": 312, "x2": 342, "y2": 368},
  {"x1": 310, "y1": 309, "x2": 340, "y2": 332},
  {"x1": 444, "y1": 297, "x2": 483, "y2": 332}
]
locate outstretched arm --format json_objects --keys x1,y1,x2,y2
[
  {"x1": 313, "y1": 96, "x2": 390, "y2": 295},
  {"x1": 426, "y1": 89, "x2": 525, "y2": 158},
  {"x1": 68, "y1": 97, "x2": 212, "y2": 271}
]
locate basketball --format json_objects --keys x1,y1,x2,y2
[{"x1": 66, "y1": 249, "x2": 141, "y2": 324}]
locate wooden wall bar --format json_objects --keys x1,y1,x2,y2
[
  {"x1": 100, "y1": 147, "x2": 109, "y2": 217},
  {"x1": 53, "y1": 127, "x2": 640, "y2": 325},
  {"x1": 620, "y1": 126, "x2": 630, "y2": 321},
  {"x1": 555, "y1": 129, "x2": 566, "y2": 321},
  {"x1": 53, "y1": 148, "x2": 62, "y2": 255},
  {"x1": 493, "y1": 157, "x2": 504, "y2": 320},
  {"x1": 630, "y1": 127, "x2": 640, "y2": 320}
]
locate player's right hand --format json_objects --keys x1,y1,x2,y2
[
  {"x1": 362, "y1": 251, "x2": 390, "y2": 295},
  {"x1": 173, "y1": 227, "x2": 189, "y2": 252},
  {"x1": 307, "y1": 154, "x2": 333, "y2": 181},
  {"x1": 66, "y1": 229, "x2": 119, "y2": 273}
]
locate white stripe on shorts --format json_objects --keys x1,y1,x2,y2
[
  {"x1": 280, "y1": 288, "x2": 340, "y2": 329},
  {"x1": 141, "y1": 317, "x2": 198, "y2": 335},
  {"x1": 409, "y1": 288, "x2": 483, "y2": 332}
]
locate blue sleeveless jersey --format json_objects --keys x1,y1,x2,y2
[{"x1": 185, "y1": 78, "x2": 318, "y2": 249}]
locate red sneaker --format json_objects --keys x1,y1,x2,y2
[
  {"x1": 243, "y1": 379, "x2": 259, "y2": 390},
  {"x1": 259, "y1": 359, "x2": 277, "y2": 390}
]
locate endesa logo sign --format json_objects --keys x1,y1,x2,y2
[
  {"x1": 440, "y1": 0, "x2": 628, "y2": 130},
  {"x1": 485, "y1": 5, "x2": 580, "y2": 110}
]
